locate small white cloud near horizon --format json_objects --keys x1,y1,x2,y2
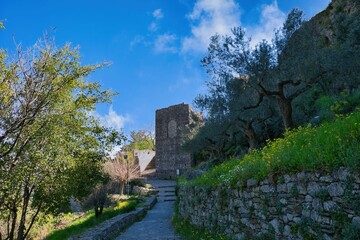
[
  {"x1": 181, "y1": 0, "x2": 241, "y2": 53},
  {"x1": 92, "y1": 106, "x2": 132, "y2": 132},
  {"x1": 154, "y1": 33, "x2": 178, "y2": 53},
  {"x1": 247, "y1": 1, "x2": 286, "y2": 47}
]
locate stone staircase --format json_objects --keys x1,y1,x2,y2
[
  {"x1": 115, "y1": 180, "x2": 181, "y2": 240},
  {"x1": 155, "y1": 183, "x2": 177, "y2": 202}
]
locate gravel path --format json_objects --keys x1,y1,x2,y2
[{"x1": 115, "y1": 180, "x2": 182, "y2": 240}]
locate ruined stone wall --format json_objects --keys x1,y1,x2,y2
[
  {"x1": 155, "y1": 103, "x2": 202, "y2": 179},
  {"x1": 178, "y1": 168, "x2": 360, "y2": 239}
]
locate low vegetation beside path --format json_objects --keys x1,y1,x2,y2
[{"x1": 33, "y1": 199, "x2": 137, "y2": 240}]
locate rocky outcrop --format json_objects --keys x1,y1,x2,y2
[
  {"x1": 309, "y1": 0, "x2": 360, "y2": 46},
  {"x1": 178, "y1": 168, "x2": 360, "y2": 239}
]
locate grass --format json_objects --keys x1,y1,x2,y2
[
  {"x1": 45, "y1": 200, "x2": 137, "y2": 240},
  {"x1": 181, "y1": 110, "x2": 360, "y2": 187},
  {"x1": 172, "y1": 200, "x2": 229, "y2": 240},
  {"x1": 172, "y1": 215, "x2": 229, "y2": 240}
]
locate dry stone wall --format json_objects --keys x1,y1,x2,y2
[{"x1": 178, "y1": 168, "x2": 360, "y2": 239}]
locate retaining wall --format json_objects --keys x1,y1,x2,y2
[{"x1": 178, "y1": 168, "x2": 360, "y2": 239}]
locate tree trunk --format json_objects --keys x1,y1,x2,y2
[
  {"x1": 23, "y1": 204, "x2": 42, "y2": 240},
  {"x1": 17, "y1": 184, "x2": 30, "y2": 240},
  {"x1": 244, "y1": 125, "x2": 258, "y2": 150},
  {"x1": 94, "y1": 206, "x2": 100, "y2": 218},
  {"x1": 119, "y1": 181, "x2": 125, "y2": 195},
  {"x1": 94, "y1": 205, "x2": 104, "y2": 218},
  {"x1": 9, "y1": 207, "x2": 17, "y2": 240},
  {"x1": 279, "y1": 99, "x2": 293, "y2": 130}
]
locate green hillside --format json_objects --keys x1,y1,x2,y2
[{"x1": 182, "y1": 110, "x2": 360, "y2": 187}]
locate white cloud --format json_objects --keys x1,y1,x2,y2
[
  {"x1": 154, "y1": 33, "x2": 178, "y2": 53},
  {"x1": 247, "y1": 1, "x2": 286, "y2": 46},
  {"x1": 149, "y1": 8, "x2": 164, "y2": 32},
  {"x1": 152, "y1": 8, "x2": 164, "y2": 20},
  {"x1": 182, "y1": 0, "x2": 287, "y2": 53},
  {"x1": 130, "y1": 35, "x2": 144, "y2": 48},
  {"x1": 148, "y1": 22, "x2": 158, "y2": 32},
  {"x1": 181, "y1": 0, "x2": 241, "y2": 53},
  {"x1": 92, "y1": 106, "x2": 131, "y2": 132}
]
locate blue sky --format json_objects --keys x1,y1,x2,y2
[{"x1": 0, "y1": 0, "x2": 331, "y2": 135}]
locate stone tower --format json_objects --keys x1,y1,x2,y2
[{"x1": 155, "y1": 103, "x2": 202, "y2": 179}]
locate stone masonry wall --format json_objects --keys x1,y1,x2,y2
[
  {"x1": 155, "y1": 103, "x2": 202, "y2": 179},
  {"x1": 178, "y1": 168, "x2": 360, "y2": 239}
]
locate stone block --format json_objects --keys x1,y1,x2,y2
[
  {"x1": 323, "y1": 201, "x2": 338, "y2": 211},
  {"x1": 327, "y1": 182, "x2": 344, "y2": 197},
  {"x1": 247, "y1": 178, "x2": 258, "y2": 188},
  {"x1": 277, "y1": 183, "x2": 287, "y2": 192},
  {"x1": 320, "y1": 175, "x2": 333, "y2": 183},
  {"x1": 307, "y1": 182, "x2": 321, "y2": 196}
]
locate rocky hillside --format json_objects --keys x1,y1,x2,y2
[{"x1": 312, "y1": 0, "x2": 360, "y2": 47}]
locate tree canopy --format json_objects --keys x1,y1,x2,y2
[
  {"x1": 0, "y1": 38, "x2": 122, "y2": 240},
  {"x1": 188, "y1": 3, "x2": 360, "y2": 161}
]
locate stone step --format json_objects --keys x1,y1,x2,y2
[
  {"x1": 117, "y1": 236, "x2": 181, "y2": 240},
  {"x1": 163, "y1": 196, "x2": 177, "y2": 200},
  {"x1": 156, "y1": 186, "x2": 176, "y2": 189},
  {"x1": 164, "y1": 198, "x2": 176, "y2": 202},
  {"x1": 163, "y1": 194, "x2": 175, "y2": 197}
]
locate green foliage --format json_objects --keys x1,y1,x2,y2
[
  {"x1": 183, "y1": 117, "x2": 249, "y2": 161},
  {"x1": 290, "y1": 218, "x2": 321, "y2": 240},
  {"x1": 181, "y1": 110, "x2": 360, "y2": 187},
  {"x1": 314, "y1": 189, "x2": 331, "y2": 201},
  {"x1": 343, "y1": 222, "x2": 360, "y2": 240},
  {"x1": 316, "y1": 89, "x2": 360, "y2": 122},
  {"x1": 330, "y1": 210, "x2": 352, "y2": 236},
  {"x1": 45, "y1": 200, "x2": 137, "y2": 240},
  {"x1": 172, "y1": 214, "x2": 229, "y2": 240},
  {"x1": 290, "y1": 185, "x2": 299, "y2": 197},
  {"x1": 127, "y1": 130, "x2": 154, "y2": 151},
  {"x1": 0, "y1": 37, "x2": 123, "y2": 239},
  {"x1": 172, "y1": 198, "x2": 229, "y2": 240},
  {"x1": 188, "y1": 1, "x2": 360, "y2": 161}
]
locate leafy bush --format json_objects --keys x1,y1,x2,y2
[
  {"x1": 316, "y1": 89, "x2": 360, "y2": 122},
  {"x1": 181, "y1": 110, "x2": 360, "y2": 187}
]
